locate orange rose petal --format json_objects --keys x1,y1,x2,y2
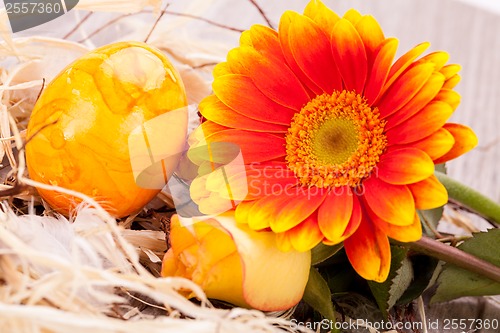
[
  {"x1": 371, "y1": 210, "x2": 423, "y2": 243},
  {"x1": 287, "y1": 214, "x2": 324, "y2": 252},
  {"x1": 344, "y1": 218, "x2": 391, "y2": 282},
  {"x1": 385, "y1": 72, "x2": 445, "y2": 130},
  {"x1": 377, "y1": 62, "x2": 435, "y2": 118},
  {"x1": 433, "y1": 123, "x2": 478, "y2": 164},
  {"x1": 434, "y1": 89, "x2": 461, "y2": 110},
  {"x1": 400, "y1": 128, "x2": 455, "y2": 161},
  {"x1": 213, "y1": 74, "x2": 296, "y2": 125},
  {"x1": 288, "y1": 13, "x2": 342, "y2": 93},
  {"x1": 238, "y1": 46, "x2": 310, "y2": 110},
  {"x1": 303, "y1": 0, "x2": 340, "y2": 34},
  {"x1": 377, "y1": 148, "x2": 435, "y2": 185},
  {"x1": 205, "y1": 129, "x2": 285, "y2": 163},
  {"x1": 379, "y1": 42, "x2": 430, "y2": 98},
  {"x1": 270, "y1": 189, "x2": 328, "y2": 233},
  {"x1": 279, "y1": 11, "x2": 323, "y2": 94},
  {"x1": 363, "y1": 176, "x2": 415, "y2": 226},
  {"x1": 386, "y1": 101, "x2": 453, "y2": 144},
  {"x1": 318, "y1": 187, "x2": 353, "y2": 243},
  {"x1": 364, "y1": 37, "x2": 398, "y2": 104},
  {"x1": 331, "y1": 19, "x2": 368, "y2": 92},
  {"x1": 408, "y1": 174, "x2": 448, "y2": 210},
  {"x1": 343, "y1": 8, "x2": 362, "y2": 25},
  {"x1": 199, "y1": 95, "x2": 288, "y2": 133}
]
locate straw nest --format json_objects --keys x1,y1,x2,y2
[{"x1": 0, "y1": 1, "x2": 312, "y2": 332}]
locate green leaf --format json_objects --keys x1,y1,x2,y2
[
  {"x1": 311, "y1": 243, "x2": 344, "y2": 265},
  {"x1": 368, "y1": 246, "x2": 411, "y2": 315},
  {"x1": 432, "y1": 229, "x2": 500, "y2": 303},
  {"x1": 396, "y1": 254, "x2": 439, "y2": 306},
  {"x1": 303, "y1": 267, "x2": 336, "y2": 325}
]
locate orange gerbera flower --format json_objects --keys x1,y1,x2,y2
[{"x1": 196, "y1": 0, "x2": 477, "y2": 282}]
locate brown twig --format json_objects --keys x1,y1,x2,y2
[
  {"x1": 409, "y1": 235, "x2": 500, "y2": 283},
  {"x1": 163, "y1": 10, "x2": 244, "y2": 32},
  {"x1": 77, "y1": 13, "x2": 134, "y2": 43},
  {"x1": 144, "y1": 3, "x2": 170, "y2": 43},
  {"x1": 63, "y1": 12, "x2": 94, "y2": 40},
  {"x1": 247, "y1": 0, "x2": 275, "y2": 29}
]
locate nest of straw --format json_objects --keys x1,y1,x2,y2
[{"x1": 0, "y1": 2, "x2": 311, "y2": 332}]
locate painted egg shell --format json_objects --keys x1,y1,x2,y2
[{"x1": 26, "y1": 41, "x2": 188, "y2": 217}]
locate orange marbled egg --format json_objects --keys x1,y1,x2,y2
[{"x1": 26, "y1": 41, "x2": 188, "y2": 217}]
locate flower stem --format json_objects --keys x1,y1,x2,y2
[
  {"x1": 408, "y1": 236, "x2": 500, "y2": 283},
  {"x1": 435, "y1": 171, "x2": 500, "y2": 225}
]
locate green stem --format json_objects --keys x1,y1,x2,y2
[
  {"x1": 409, "y1": 236, "x2": 500, "y2": 283},
  {"x1": 435, "y1": 171, "x2": 500, "y2": 225}
]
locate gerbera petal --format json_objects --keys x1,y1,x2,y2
[
  {"x1": 363, "y1": 176, "x2": 415, "y2": 226},
  {"x1": 344, "y1": 218, "x2": 391, "y2": 282},
  {"x1": 205, "y1": 129, "x2": 285, "y2": 163},
  {"x1": 384, "y1": 72, "x2": 445, "y2": 130},
  {"x1": 288, "y1": 13, "x2": 342, "y2": 93},
  {"x1": 247, "y1": 25, "x2": 280, "y2": 57},
  {"x1": 374, "y1": 211, "x2": 422, "y2": 242},
  {"x1": 318, "y1": 187, "x2": 359, "y2": 244},
  {"x1": 276, "y1": 231, "x2": 293, "y2": 252},
  {"x1": 377, "y1": 62, "x2": 435, "y2": 118},
  {"x1": 279, "y1": 11, "x2": 322, "y2": 94},
  {"x1": 226, "y1": 47, "x2": 251, "y2": 75},
  {"x1": 355, "y1": 15, "x2": 385, "y2": 72},
  {"x1": 341, "y1": 194, "x2": 362, "y2": 239},
  {"x1": 440, "y1": 64, "x2": 461, "y2": 79},
  {"x1": 443, "y1": 74, "x2": 461, "y2": 89},
  {"x1": 239, "y1": 30, "x2": 253, "y2": 46},
  {"x1": 434, "y1": 89, "x2": 460, "y2": 110},
  {"x1": 343, "y1": 9, "x2": 362, "y2": 25},
  {"x1": 199, "y1": 95, "x2": 288, "y2": 133},
  {"x1": 433, "y1": 123, "x2": 478, "y2": 164},
  {"x1": 287, "y1": 214, "x2": 324, "y2": 251},
  {"x1": 237, "y1": 46, "x2": 310, "y2": 110},
  {"x1": 386, "y1": 101, "x2": 453, "y2": 144},
  {"x1": 364, "y1": 38, "x2": 398, "y2": 104},
  {"x1": 270, "y1": 189, "x2": 328, "y2": 233},
  {"x1": 213, "y1": 74, "x2": 296, "y2": 125},
  {"x1": 407, "y1": 175, "x2": 448, "y2": 210},
  {"x1": 331, "y1": 18, "x2": 368, "y2": 92},
  {"x1": 380, "y1": 42, "x2": 430, "y2": 96},
  {"x1": 303, "y1": 0, "x2": 340, "y2": 34},
  {"x1": 420, "y1": 51, "x2": 450, "y2": 71},
  {"x1": 401, "y1": 128, "x2": 455, "y2": 161},
  {"x1": 213, "y1": 62, "x2": 232, "y2": 78},
  {"x1": 235, "y1": 200, "x2": 259, "y2": 224},
  {"x1": 247, "y1": 195, "x2": 292, "y2": 230},
  {"x1": 242, "y1": 163, "x2": 299, "y2": 200},
  {"x1": 377, "y1": 148, "x2": 435, "y2": 185}
]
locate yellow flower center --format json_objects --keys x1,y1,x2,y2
[{"x1": 285, "y1": 90, "x2": 387, "y2": 188}]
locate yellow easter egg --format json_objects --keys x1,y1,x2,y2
[{"x1": 26, "y1": 41, "x2": 188, "y2": 217}]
